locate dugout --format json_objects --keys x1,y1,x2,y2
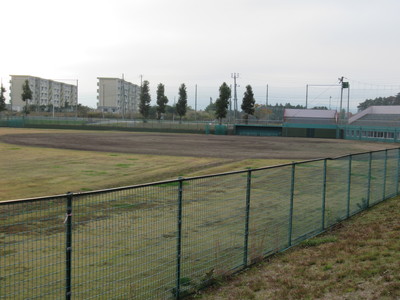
[
  {"x1": 282, "y1": 123, "x2": 338, "y2": 138},
  {"x1": 234, "y1": 124, "x2": 282, "y2": 136},
  {"x1": 282, "y1": 109, "x2": 339, "y2": 138}
]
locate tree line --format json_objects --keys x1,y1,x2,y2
[
  {"x1": 139, "y1": 81, "x2": 256, "y2": 124},
  {"x1": 3, "y1": 80, "x2": 399, "y2": 120},
  {"x1": 357, "y1": 92, "x2": 400, "y2": 111}
]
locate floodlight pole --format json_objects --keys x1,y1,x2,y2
[
  {"x1": 347, "y1": 85, "x2": 350, "y2": 121},
  {"x1": 340, "y1": 86, "x2": 344, "y2": 123},
  {"x1": 231, "y1": 73, "x2": 239, "y2": 121}
]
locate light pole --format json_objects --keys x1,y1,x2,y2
[
  {"x1": 231, "y1": 73, "x2": 239, "y2": 121},
  {"x1": 338, "y1": 76, "x2": 350, "y2": 123}
]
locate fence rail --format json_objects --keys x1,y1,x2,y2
[
  {"x1": 0, "y1": 116, "x2": 224, "y2": 134},
  {"x1": 1, "y1": 148, "x2": 399, "y2": 299}
]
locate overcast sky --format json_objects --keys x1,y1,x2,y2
[{"x1": 2, "y1": 0, "x2": 400, "y2": 110}]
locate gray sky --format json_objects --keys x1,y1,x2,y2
[{"x1": 2, "y1": 0, "x2": 400, "y2": 110}]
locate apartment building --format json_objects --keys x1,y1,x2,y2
[
  {"x1": 9, "y1": 75, "x2": 77, "y2": 112},
  {"x1": 97, "y1": 77, "x2": 140, "y2": 114}
]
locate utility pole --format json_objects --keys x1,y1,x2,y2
[
  {"x1": 266, "y1": 84, "x2": 269, "y2": 123},
  {"x1": 173, "y1": 96, "x2": 176, "y2": 122},
  {"x1": 306, "y1": 84, "x2": 309, "y2": 109},
  {"x1": 75, "y1": 79, "x2": 78, "y2": 119},
  {"x1": 139, "y1": 75, "x2": 143, "y2": 117},
  {"x1": 102, "y1": 84, "x2": 105, "y2": 118},
  {"x1": 229, "y1": 85, "x2": 232, "y2": 123},
  {"x1": 195, "y1": 84, "x2": 197, "y2": 121},
  {"x1": 231, "y1": 73, "x2": 239, "y2": 121}
]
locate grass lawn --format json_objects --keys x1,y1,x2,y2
[
  {"x1": 1, "y1": 128, "x2": 398, "y2": 299},
  {"x1": 0, "y1": 128, "x2": 288, "y2": 200},
  {"x1": 190, "y1": 195, "x2": 400, "y2": 300}
]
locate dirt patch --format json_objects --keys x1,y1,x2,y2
[{"x1": 0, "y1": 131, "x2": 393, "y2": 160}]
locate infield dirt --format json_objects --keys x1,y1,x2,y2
[{"x1": 0, "y1": 130, "x2": 393, "y2": 160}]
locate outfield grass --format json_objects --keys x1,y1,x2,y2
[
  {"x1": 0, "y1": 128, "x2": 288, "y2": 200},
  {"x1": 1, "y1": 128, "x2": 398, "y2": 299}
]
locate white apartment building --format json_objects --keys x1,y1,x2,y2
[
  {"x1": 9, "y1": 75, "x2": 77, "y2": 112},
  {"x1": 97, "y1": 77, "x2": 140, "y2": 114}
]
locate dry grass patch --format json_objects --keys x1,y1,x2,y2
[
  {"x1": 0, "y1": 128, "x2": 289, "y2": 200},
  {"x1": 191, "y1": 196, "x2": 400, "y2": 300}
]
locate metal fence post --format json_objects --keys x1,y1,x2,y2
[
  {"x1": 176, "y1": 178, "x2": 183, "y2": 300},
  {"x1": 347, "y1": 156, "x2": 352, "y2": 217},
  {"x1": 383, "y1": 149, "x2": 388, "y2": 200},
  {"x1": 65, "y1": 192, "x2": 73, "y2": 300},
  {"x1": 397, "y1": 148, "x2": 400, "y2": 195},
  {"x1": 243, "y1": 169, "x2": 252, "y2": 267},
  {"x1": 367, "y1": 152, "x2": 372, "y2": 208},
  {"x1": 321, "y1": 159, "x2": 327, "y2": 230},
  {"x1": 288, "y1": 163, "x2": 295, "y2": 247}
]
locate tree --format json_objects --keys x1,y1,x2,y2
[
  {"x1": 205, "y1": 98, "x2": 216, "y2": 113},
  {"x1": 0, "y1": 84, "x2": 6, "y2": 112},
  {"x1": 77, "y1": 104, "x2": 93, "y2": 117},
  {"x1": 241, "y1": 85, "x2": 255, "y2": 123},
  {"x1": 215, "y1": 82, "x2": 231, "y2": 124},
  {"x1": 21, "y1": 79, "x2": 32, "y2": 115},
  {"x1": 357, "y1": 93, "x2": 400, "y2": 111},
  {"x1": 176, "y1": 83, "x2": 187, "y2": 122},
  {"x1": 139, "y1": 80, "x2": 151, "y2": 120},
  {"x1": 156, "y1": 83, "x2": 169, "y2": 120}
]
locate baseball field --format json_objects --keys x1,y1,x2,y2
[
  {"x1": 0, "y1": 127, "x2": 391, "y2": 200},
  {"x1": 1, "y1": 127, "x2": 399, "y2": 299}
]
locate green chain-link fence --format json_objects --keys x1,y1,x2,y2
[
  {"x1": 1, "y1": 148, "x2": 399, "y2": 299},
  {"x1": 0, "y1": 116, "x2": 231, "y2": 135}
]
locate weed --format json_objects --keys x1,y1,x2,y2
[
  {"x1": 249, "y1": 228, "x2": 267, "y2": 264},
  {"x1": 300, "y1": 236, "x2": 337, "y2": 247},
  {"x1": 357, "y1": 197, "x2": 368, "y2": 210},
  {"x1": 158, "y1": 181, "x2": 189, "y2": 187},
  {"x1": 115, "y1": 163, "x2": 130, "y2": 168},
  {"x1": 323, "y1": 263, "x2": 333, "y2": 271}
]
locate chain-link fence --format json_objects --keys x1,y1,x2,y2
[
  {"x1": 0, "y1": 116, "x2": 234, "y2": 135},
  {"x1": 1, "y1": 148, "x2": 399, "y2": 299}
]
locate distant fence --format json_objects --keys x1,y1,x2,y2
[
  {"x1": 0, "y1": 116, "x2": 234, "y2": 135},
  {"x1": 1, "y1": 148, "x2": 399, "y2": 299}
]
